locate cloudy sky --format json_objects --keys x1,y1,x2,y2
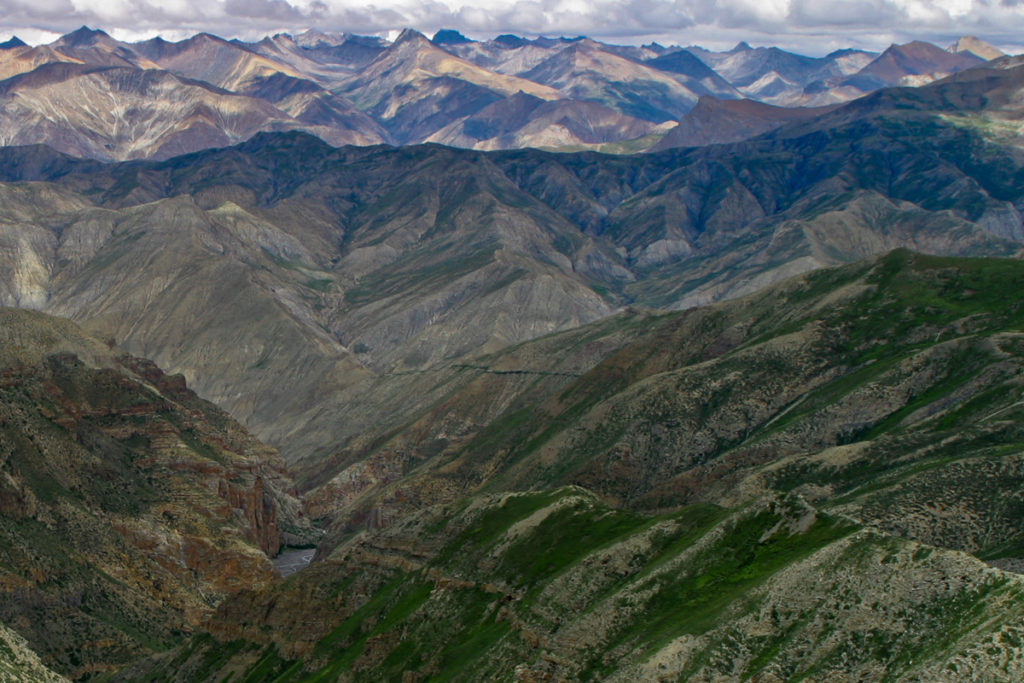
[{"x1": 2, "y1": 0, "x2": 1023, "y2": 55}]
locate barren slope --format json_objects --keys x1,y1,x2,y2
[{"x1": 0, "y1": 308, "x2": 307, "y2": 678}]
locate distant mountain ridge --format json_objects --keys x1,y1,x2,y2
[
  {"x1": 651, "y1": 96, "x2": 839, "y2": 150},
  {"x1": 0, "y1": 25, "x2": 1008, "y2": 158}
]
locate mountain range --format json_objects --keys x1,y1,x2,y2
[
  {"x1": 0, "y1": 26, "x2": 1005, "y2": 159},
  {"x1": 0, "y1": 54, "x2": 1019, "y2": 483},
  {"x1": 0, "y1": 21, "x2": 1023, "y2": 683}
]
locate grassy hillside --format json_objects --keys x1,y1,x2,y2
[
  {"x1": 124, "y1": 488, "x2": 1024, "y2": 682},
  {"x1": 310, "y1": 251, "x2": 1024, "y2": 564},
  {"x1": 115, "y1": 250, "x2": 1024, "y2": 681}
]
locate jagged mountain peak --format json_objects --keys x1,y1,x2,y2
[
  {"x1": 268, "y1": 31, "x2": 296, "y2": 44},
  {"x1": 890, "y1": 39, "x2": 934, "y2": 51},
  {"x1": 394, "y1": 27, "x2": 430, "y2": 46},
  {"x1": 55, "y1": 25, "x2": 112, "y2": 47},
  {"x1": 949, "y1": 35, "x2": 1005, "y2": 61},
  {"x1": 133, "y1": 30, "x2": 245, "y2": 59},
  {"x1": 652, "y1": 94, "x2": 838, "y2": 150},
  {"x1": 825, "y1": 47, "x2": 873, "y2": 58},
  {"x1": 258, "y1": 33, "x2": 298, "y2": 51},
  {"x1": 292, "y1": 28, "x2": 347, "y2": 47},
  {"x1": 372, "y1": 28, "x2": 435, "y2": 61},
  {"x1": 131, "y1": 34, "x2": 188, "y2": 61},
  {"x1": 493, "y1": 33, "x2": 528, "y2": 48},
  {"x1": 882, "y1": 39, "x2": 975, "y2": 61},
  {"x1": 646, "y1": 48, "x2": 723, "y2": 81},
  {"x1": 192, "y1": 31, "x2": 241, "y2": 47},
  {"x1": 433, "y1": 28, "x2": 473, "y2": 45},
  {"x1": 0, "y1": 36, "x2": 26, "y2": 49},
  {"x1": 855, "y1": 39, "x2": 984, "y2": 81},
  {"x1": 235, "y1": 128, "x2": 339, "y2": 156}
]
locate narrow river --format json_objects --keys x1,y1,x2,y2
[{"x1": 273, "y1": 548, "x2": 315, "y2": 577}]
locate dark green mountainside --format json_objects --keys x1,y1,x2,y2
[
  {"x1": 328, "y1": 251, "x2": 1024, "y2": 555},
  {"x1": 117, "y1": 252, "x2": 1024, "y2": 681}
]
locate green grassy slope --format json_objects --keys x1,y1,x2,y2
[
  {"x1": 317, "y1": 251, "x2": 1024, "y2": 562},
  {"x1": 126, "y1": 488, "x2": 1024, "y2": 682},
  {"x1": 118, "y1": 250, "x2": 1024, "y2": 681}
]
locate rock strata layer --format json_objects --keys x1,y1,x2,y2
[{"x1": 0, "y1": 308, "x2": 308, "y2": 679}]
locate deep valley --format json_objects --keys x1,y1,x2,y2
[{"x1": 0, "y1": 23, "x2": 1022, "y2": 682}]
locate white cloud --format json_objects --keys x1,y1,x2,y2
[{"x1": 0, "y1": 0, "x2": 1021, "y2": 55}]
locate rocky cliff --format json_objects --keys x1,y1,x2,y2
[{"x1": 0, "y1": 308, "x2": 308, "y2": 678}]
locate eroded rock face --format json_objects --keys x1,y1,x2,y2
[{"x1": 0, "y1": 307, "x2": 309, "y2": 678}]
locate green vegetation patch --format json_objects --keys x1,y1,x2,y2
[{"x1": 587, "y1": 506, "x2": 857, "y2": 677}]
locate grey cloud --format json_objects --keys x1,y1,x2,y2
[
  {"x1": 788, "y1": 0, "x2": 907, "y2": 28},
  {"x1": 436, "y1": 0, "x2": 694, "y2": 39},
  {"x1": 0, "y1": 0, "x2": 1021, "y2": 55},
  {"x1": 0, "y1": 0, "x2": 80, "y2": 25},
  {"x1": 223, "y1": 0, "x2": 306, "y2": 21}
]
